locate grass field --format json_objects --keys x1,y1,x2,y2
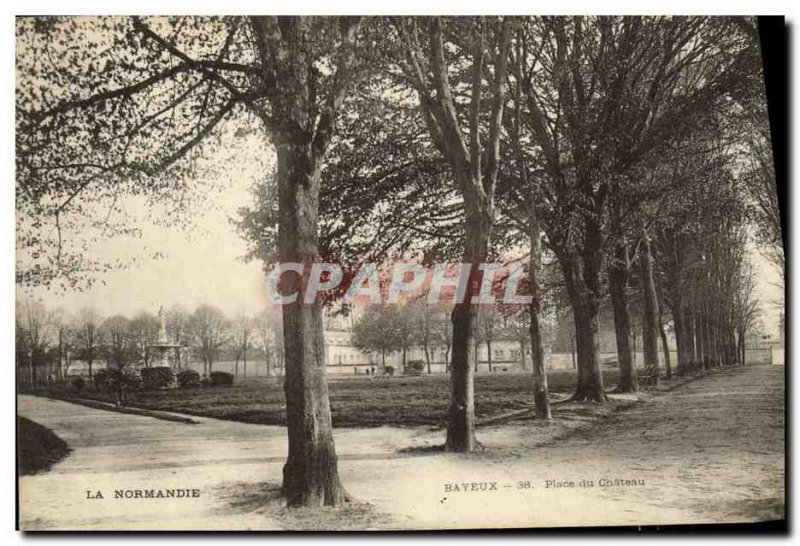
[{"x1": 46, "y1": 369, "x2": 621, "y2": 428}]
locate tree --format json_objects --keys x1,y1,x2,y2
[
  {"x1": 249, "y1": 17, "x2": 366, "y2": 506},
  {"x1": 75, "y1": 307, "x2": 102, "y2": 381},
  {"x1": 732, "y1": 262, "x2": 759, "y2": 366},
  {"x1": 655, "y1": 276, "x2": 673, "y2": 379},
  {"x1": 434, "y1": 310, "x2": 454, "y2": 371},
  {"x1": 17, "y1": 299, "x2": 53, "y2": 387},
  {"x1": 130, "y1": 311, "x2": 160, "y2": 366},
  {"x1": 255, "y1": 309, "x2": 283, "y2": 378},
  {"x1": 352, "y1": 306, "x2": 404, "y2": 371},
  {"x1": 392, "y1": 16, "x2": 512, "y2": 451},
  {"x1": 508, "y1": 16, "x2": 754, "y2": 400},
  {"x1": 653, "y1": 142, "x2": 750, "y2": 374},
  {"x1": 232, "y1": 311, "x2": 254, "y2": 377},
  {"x1": 501, "y1": 308, "x2": 531, "y2": 370},
  {"x1": 102, "y1": 315, "x2": 134, "y2": 369},
  {"x1": 607, "y1": 239, "x2": 637, "y2": 391},
  {"x1": 238, "y1": 81, "x2": 464, "y2": 280},
  {"x1": 409, "y1": 301, "x2": 444, "y2": 374},
  {"x1": 165, "y1": 304, "x2": 191, "y2": 363},
  {"x1": 639, "y1": 232, "x2": 660, "y2": 383},
  {"x1": 476, "y1": 309, "x2": 499, "y2": 373},
  {"x1": 190, "y1": 305, "x2": 229, "y2": 376},
  {"x1": 50, "y1": 308, "x2": 74, "y2": 383},
  {"x1": 395, "y1": 306, "x2": 415, "y2": 373},
  {"x1": 17, "y1": 15, "x2": 368, "y2": 506},
  {"x1": 732, "y1": 20, "x2": 783, "y2": 286}
]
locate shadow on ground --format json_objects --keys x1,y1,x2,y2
[{"x1": 214, "y1": 480, "x2": 392, "y2": 530}]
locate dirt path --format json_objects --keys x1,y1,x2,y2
[{"x1": 18, "y1": 365, "x2": 784, "y2": 530}]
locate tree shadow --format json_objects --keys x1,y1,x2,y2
[
  {"x1": 213, "y1": 480, "x2": 393, "y2": 530},
  {"x1": 215, "y1": 480, "x2": 283, "y2": 515}
]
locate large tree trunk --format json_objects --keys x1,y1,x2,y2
[
  {"x1": 276, "y1": 142, "x2": 345, "y2": 507},
  {"x1": 518, "y1": 339, "x2": 528, "y2": 370},
  {"x1": 709, "y1": 311, "x2": 719, "y2": 367},
  {"x1": 673, "y1": 303, "x2": 687, "y2": 376},
  {"x1": 529, "y1": 305, "x2": 551, "y2": 420},
  {"x1": 655, "y1": 273, "x2": 672, "y2": 378},
  {"x1": 693, "y1": 306, "x2": 705, "y2": 369},
  {"x1": 571, "y1": 297, "x2": 606, "y2": 401},
  {"x1": 658, "y1": 315, "x2": 672, "y2": 379},
  {"x1": 640, "y1": 234, "x2": 660, "y2": 384},
  {"x1": 560, "y1": 254, "x2": 606, "y2": 402},
  {"x1": 686, "y1": 309, "x2": 697, "y2": 366},
  {"x1": 608, "y1": 243, "x2": 636, "y2": 392},
  {"x1": 448, "y1": 301, "x2": 479, "y2": 451},
  {"x1": 446, "y1": 198, "x2": 491, "y2": 452},
  {"x1": 528, "y1": 215, "x2": 551, "y2": 420},
  {"x1": 738, "y1": 327, "x2": 747, "y2": 366},
  {"x1": 413, "y1": 17, "x2": 510, "y2": 452},
  {"x1": 699, "y1": 305, "x2": 710, "y2": 368},
  {"x1": 57, "y1": 331, "x2": 63, "y2": 383},
  {"x1": 558, "y1": 216, "x2": 606, "y2": 403}
]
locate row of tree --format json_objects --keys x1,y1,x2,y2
[
  {"x1": 17, "y1": 16, "x2": 780, "y2": 507},
  {"x1": 15, "y1": 302, "x2": 285, "y2": 386},
  {"x1": 351, "y1": 302, "x2": 534, "y2": 373}
]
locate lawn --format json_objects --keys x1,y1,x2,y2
[
  {"x1": 18, "y1": 416, "x2": 71, "y2": 475},
  {"x1": 47, "y1": 368, "x2": 621, "y2": 428}
]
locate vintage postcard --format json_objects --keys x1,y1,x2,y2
[{"x1": 15, "y1": 14, "x2": 785, "y2": 531}]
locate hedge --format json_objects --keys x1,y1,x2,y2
[
  {"x1": 405, "y1": 360, "x2": 425, "y2": 376},
  {"x1": 208, "y1": 371, "x2": 234, "y2": 387},
  {"x1": 140, "y1": 366, "x2": 176, "y2": 390},
  {"x1": 177, "y1": 369, "x2": 201, "y2": 389}
]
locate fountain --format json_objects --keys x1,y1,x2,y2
[{"x1": 146, "y1": 307, "x2": 182, "y2": 368}]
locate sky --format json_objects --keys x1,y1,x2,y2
[{"x1": 751, "y1": 247, "x2": 785, "y2": 338}]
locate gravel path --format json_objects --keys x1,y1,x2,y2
[{"x1": 18, "y1": 364, "x2": 784, "y2": 530}]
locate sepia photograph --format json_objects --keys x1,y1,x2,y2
[{"x1": 12, "y1": 8, "x2": 786, "y2": 533}]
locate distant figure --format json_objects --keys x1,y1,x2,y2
[
  {"x1": 353, "y1": 367, "x2": 358, "y2": 375},
  {"x1": 371, "y1": 366, "x2": 376, "y2": 375}
]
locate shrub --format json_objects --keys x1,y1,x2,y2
[
  {"x1": 105, "y1": 367, "x2": 143, "y2": 392},
  {"x1": 405, "y1": 360, "x2": 425, "y2": 376},
  {"x1": 208, "y1": 371, "x2": 234, "y2": 387},
  {"x1": 18, "y1": 416, "x2": 70, "y2": 475},
  {"x1": 93, "y1": 369, "x2": 109, "y2": 390},
  {"x1": 71, "y1": 376, "x2": 85, "y2": 393},
  {"x1": 140, "y1": 366, "x2": 176, "y2": 390},
  {"x1": 177, "y1": 369, "x2": 201, "y2": 389},
  {"x1": 384, "y1": 365, "x2": 395, "y2": 376},
  {"x1": 104, "y1": 367, "x2": 143, "y2": 407}
]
